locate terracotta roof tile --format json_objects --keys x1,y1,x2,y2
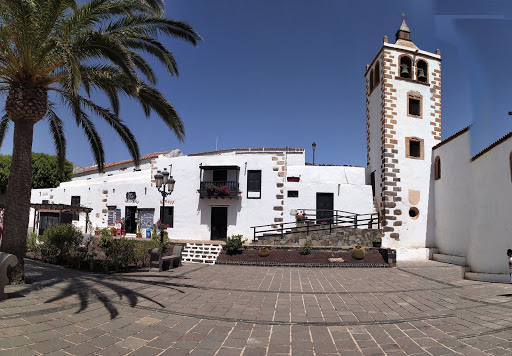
[{"x1": 75, "y1": 150, "x2": 176, "y2": 175}]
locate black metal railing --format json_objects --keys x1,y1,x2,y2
[
  {"x1": 251, "y1": 209, "x2": 380, "y2": 243},
  {"x1": 199, "y1": 181, "x2": 240, "y2": 199}
]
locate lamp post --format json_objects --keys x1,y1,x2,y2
[
  {"x1": 154, "y1": 167, "x2": 175, "y2": 243},
  {"x1": 312, "y1": 142, "x2": 316, "y2": 165}
]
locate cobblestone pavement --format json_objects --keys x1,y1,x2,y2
[{"x1": 1, "y1": 259, "x2": 512, "y2": 355}]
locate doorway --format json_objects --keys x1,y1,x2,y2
[
  {"x1": 211, "y1": 207, "x2": 228, "y2": 240},
  {"x1": 125, "y1": 206, "x2": 137, "y2": 233},
  {"x1": 316, "y1": 193, "x2": 334, "y2": 223}
]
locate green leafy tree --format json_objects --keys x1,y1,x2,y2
[
  {"x1": 0, "y1": 153, "x2": 73, "y2": 193},
  {"x1": 0, "y1": 0, "x2": 201, "y2": 283}
]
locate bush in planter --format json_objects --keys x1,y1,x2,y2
[
  {"x1": 40, "y1": 223, "x2": 83, "y2": 263},
  {"x1": 299, "y1": 241, "x2": 313, "y2": 255},
  {"x1": 351, "y1": 245, "x2": 366, "y2": 260},
  {"x1": 258, "y1": 246, "x2": 269, "y2": 257},
  {"x1": 225, "y1": 234, "x2": 244, "y2": 255},
  {"x1": 371, "y1": 236, "x2": 382, "y2": 247}
]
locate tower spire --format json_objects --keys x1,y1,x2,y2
[{"x1": 396, "y1": 13, "x2": 411, "y2": 42}]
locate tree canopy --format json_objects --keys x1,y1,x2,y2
[{"x1": 0, "y1": 153, "x2": 73, "y2": 193}]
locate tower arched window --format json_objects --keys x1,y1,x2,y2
[
  {"x1": 434, "y1": 156, "x2": 441, "y2": 180},
  {"x1": 374, "y1": 62, "x2": 380, "y2": 87},
  {"x1": 510, "y1": 151, "x2": 512, "y2": 182},
  {"x1": 399, "y1": 55, "x2": 412, "y2": 79},
  {"x1": 370, "y1": 69, "x2": 374, "y2": 91},
  {"x1": 416, "y1": 60, "x2": 428, "y2": 83}
]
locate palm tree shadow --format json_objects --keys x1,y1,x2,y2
[{"x1": 11, "y1": 260, "x2": 187, "y2": 319}]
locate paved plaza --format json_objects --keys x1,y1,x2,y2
[{"x1": 1, "y1": 260, "x2": 512, "y2": 355}]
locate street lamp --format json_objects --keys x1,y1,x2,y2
[
  {"x1": 154, "y1": 167, "x2": 175, "y2": 243},
  {"x1": 312, "y1": 142, "x2": 317, "y2": 165}
]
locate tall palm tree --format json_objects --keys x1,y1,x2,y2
[{"x1": 0, "y1": 0, "x2": 201, "y2": 283}]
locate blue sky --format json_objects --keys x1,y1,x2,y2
[{"x1": 1, "y1": 0, "x2": 511, "y2": 167}]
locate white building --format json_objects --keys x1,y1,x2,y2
[
  {"x1": 30, "y1": 147, "x2": 373, "y2": 241},
  {"x1": 28, "y1": 19, "x2": 512, "y2": 280}
]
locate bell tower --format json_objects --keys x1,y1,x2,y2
[{"x1": 366, "y1": 18, "x2": 441, "y2": 250}]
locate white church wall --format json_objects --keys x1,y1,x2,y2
[
  {"x1": 466, "y1": 138, "x2": 512, "y2": 274},
  {"x1": 432, "y1": 130, "x2": 471, "y2": 257}
]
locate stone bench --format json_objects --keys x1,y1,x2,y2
[
  {"x1": 0, "y1": 252, "x2": 18, "y2": 300},
  {"x1": 148, "y1": 245, "x2": 183, "y2": 272}
]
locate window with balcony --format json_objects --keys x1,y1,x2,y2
[{"x1": 199, "y1": 165, "x2": 240, "y2": 199}]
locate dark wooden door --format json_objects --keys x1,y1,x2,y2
[
  {"x1": 125, "y1": 206, "x2": 137, "y2": 233},
  {"x1": 39, "y1": 212, "x2": 59, "y2": 235},
  {"x1": 316, "y1": 193, "x2": 334, "y2": 223},
  {"x1": 211, "y1": 207, "x2": 228, "y2": 240}
]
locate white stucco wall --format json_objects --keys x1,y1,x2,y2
[
  {"x1": 466, "y1": 137, "x2": 512, "y2": 274},
  {"x1": 432, "y1": 130, "x2": 471, "y2": 256}
]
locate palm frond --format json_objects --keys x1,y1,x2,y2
[
  {"x1": 0, "y1": 114, "x2": 11, "y2": 149},
  {"x1": 45, "y1": 104, "x2": 67, "y2": 171}
]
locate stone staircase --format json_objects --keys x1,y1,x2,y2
[{"x1": 182, "y1": 243, "x2": 223, "y2": 264}]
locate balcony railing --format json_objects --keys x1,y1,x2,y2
[{"x1": 199, "y1": 181, "x2": 240, "y2": 199}]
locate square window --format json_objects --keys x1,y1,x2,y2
[
  {"x1": 287, "y1": 190, "x2": 299, "y2": 198},
  {"x1": 405, "y1": 137, "x2": 424, "y2": 160},
  {"x1": 409, "y1": 98, "x2": 420, "y2": 116}
]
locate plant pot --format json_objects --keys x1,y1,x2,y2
[
  {"x1": 122, "y1": 230, "x2": 126, "y2": 236},
  {"x1": 136, "y1": 233, "x2": 142, "y2": 238},
  {"x1": 372, "y1": 241, "x2": 381, "y2": 248},
  {"x1": 94, "y1": 231, "x2": 99, "y2": 236},
  {"x1": 296, "y1": 221, "x2": 306, "y2": 227}
]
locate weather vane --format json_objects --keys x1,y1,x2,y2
[{"x1": 399, "y1": 12, "x2": 407, "y2": 20}]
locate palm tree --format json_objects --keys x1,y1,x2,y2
[{"x1": 0, "y1": 0, "x2": 201, "y2": 283}]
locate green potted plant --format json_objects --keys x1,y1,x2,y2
[
  {"x1": 136, "y1": 225, "x2": 143, "y2": 238},
  {"x1": 296, "y1": 211, "x2": 307, "y2": 227},
  {"x1": 120, "y1": 218, "x2": 126, "y2": 236},
  {"x1": 371, "y1": 236, "x2": 382, "y2": 248}
]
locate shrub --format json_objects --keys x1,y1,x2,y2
[
  {"x1": 40, "y1": 223, "x2": 83, "y2": 263},
  {"x1": 27, "y1": 232, "x2": 40, "y2": 253},
  {"x1": 104, "y1": 238, "x2": 136, "y2": 271},
  {"x1": 225, "y1": 234, "x2": 244, "y2": 255},
  {"x1": 299, "y1": 241, "x2": 313, "y2": 255},
  {"x1": 351, "y1": 245, "x2": 366, "y2": 260},
  {"x1": 258, "y1": 246, "x2": 269, "y2": 257}
]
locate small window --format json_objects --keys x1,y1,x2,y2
[
  {"x1": 399, "y1": 55, "x2": 412, "y2": 79},
  {"x1": 374, "y1": 62, "x2": 380, "y2": 86},
  {"x1": 405, "y1": 137, "x2": 424, "y2": 160},
  {"x1": 510, "y1": 152, "x2": 512, "y2": 182},
  {"x1": 160, "y1": 206, "x2": 174, "y2": 228},
  {"x1": 370, "y1": 171, "x2": 376, "y2": 197},
  {"x1": 247, "y1": 170, "x2": 262, "y2": 199},
  {"x1": 410, "y1": 141, "x2": 420, "y2": 158},
  {"x1": 42, "y1": 200, "x2": 49, "y2": 204},
  {"x1": 409, "y1": 207, "x2": 419, "y2": 219},
  {"x1": 434, "y1": 156, "x2": 441, "y2": 180},
  {"x1": 409, "y1": 99, "x2": 420, "y2": 116},
  {"x1": 416, "y1": 60, "x2": 428, "y2": 83},
  {"x1": 288, "y1": 190, "x2": 299, "y2": 198},
  {"x1": 71, "y1": 196, "x2": 80, "y2": 221},
  {"x1": 407, "y1": 91, "x2": 422, "y2": 118}
]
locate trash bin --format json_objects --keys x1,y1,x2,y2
[{"x1": 146, "y1": 228, "x2": 151, "y2": 239}]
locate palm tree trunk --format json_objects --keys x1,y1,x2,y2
[{"x1": 0, "y1": 121, "x2": 34, "y2": 284}]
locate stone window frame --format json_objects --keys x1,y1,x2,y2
[
  {"x1": 434, "y1": 156, "x2": 441, "y2": 180},
  {"x1": 398, "y1": 54, "x2": 413, "y2": 79},
  {"x1": 407, "y1": 91, "x2": 422, "y2": 119},
  {"x1": 405, "y1": 136, "x2": 424, "y2": 160},
  {"x1": 416, "y1": 59, "x2": 429, "y2": 84}
]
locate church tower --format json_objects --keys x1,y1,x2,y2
[{"x1": 366, "y1": 18, "x2": 441, "y2": 250}]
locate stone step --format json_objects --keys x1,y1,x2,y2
[
  {"x1": 182, "y1": 243, "x2": 223, "y2": 264},
  {"x1": 432, "y1": 253, "x2": 467, "y2": 266}
]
